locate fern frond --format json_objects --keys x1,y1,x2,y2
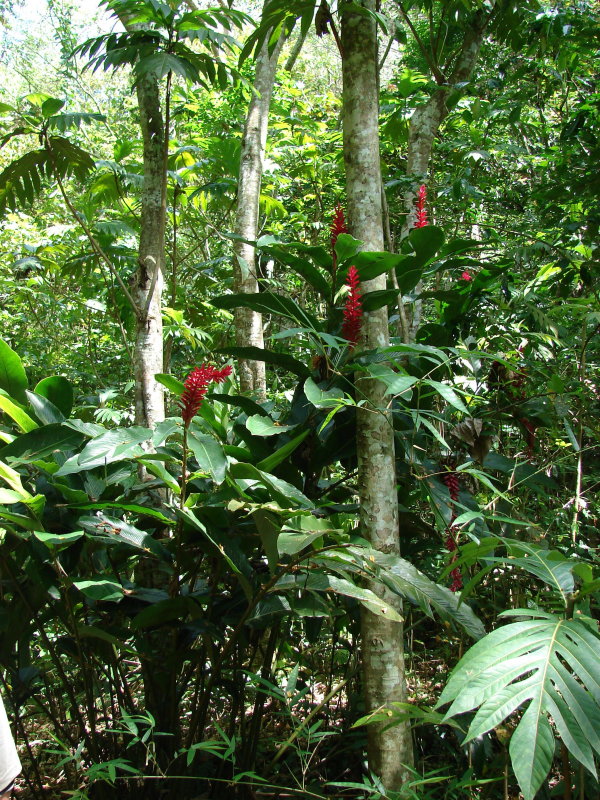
[{"x1": 0, "y1": 137, "x2": 94, "y2": 215}]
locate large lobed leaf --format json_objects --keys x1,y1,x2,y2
[{"x1": 437, "y1": 612, "x2": 600, "y2": 800}]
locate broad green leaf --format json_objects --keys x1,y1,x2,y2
[
  {"x1": 438, "y1": 615, "x2": 600, "y2": 800},
  {"x1": 41, "y1": 97, "x2": 65, "y2": 118},
  {"x1": 265, "y1": 245, "x2": 331, "y2": 298},
  {"x1": 424, "y1": 380, "x2": 469, "y2": 414},
  {"x1": 211, "y1": 292, "x2": 320, "y2": 332},
  {"x1": 246, "y1": 415, "x2": 295, "y2": 436},
  {"x1": 230, "y1": 462, "x2": 312, "y2": 509},
  {"x1": 362, "y1": 549, "x2": 485, "y2": 642},
  {"x1": 365, "y1": 365, "x2": 417, "y2": 397},
  {"x1": 0, "y1": 340, "x2": 28, "y2": 404},
  {"x1": 209, "y1": 393, "x2": 271, "y2": 418},
  {"x1": 138, "y1": 458, "x2": 180, "y2": 493},
  {"x1": 33, "y1": 531, "x2": 83, "y2": 550},
  {"x1": 404, "y1": 224, "x2": 445, "y2": 263},
  {"x1": 132, "y1": 597, "x2": 191, "y2": 630},
  {"x1": 361, "y1": 288, "x2": 400, "y2": 312},
  {"x1": 155, "y1": 373, "x2": 185, "y2": 397},
  {"x1": 278, "y1": 515, "x2": 336, "y2": 556},
  {"x1": 76, "y1": 624, "x2": 134, "y2": 652},
  {"x1": 26, "y1": 390, "x2": 65, "y2": 425},
  {"x1": 34, "y1": 376, "x2": 73, "y2": 417},
  {"x1": 216, "y1": 346, "x2": 311, "y2": 378},
  {"x1": 334, "y1": 233, "x2": 362, "y2": 265},
  {"x1": 187, "y1": 431, "x2": 227, "y2": 484},
  {"x1": 256, "y1": 429, "x2": 310, "y2": 473},
  {"x1": 74, "y1": 578, "x2": 123, "y2": 602},
  {"x1": 180, "y1": 508, "x2": 253, "y2": 600},
  {"x1": 0, "y1": 395, "x2": 38, "y2": 432},
  {"x1": 304, "y1": 378, "x2": 345, "y2": 409},
  {"x1": 0, "y1": 459, "x2": 31, "y2": 494},
  {"x1": 503, "y1": 540, "x2": 574, "y2": 604},
  {"x1": 56, "y1": 426, "x2": 151, "y2": 475},
  {"x1": 79, "y1": 514, "x2": 171, "y2": 561}
]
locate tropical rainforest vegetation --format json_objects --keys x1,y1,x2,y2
[{"x1": 0, "y1": 0, "x2": 598, "y2": 798}]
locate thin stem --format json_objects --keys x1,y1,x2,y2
[{"x1": 43, "y1": 132, "x2": 140, "y2": 315}]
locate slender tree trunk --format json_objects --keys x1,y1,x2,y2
[
  {"x1": 133, "y1": 70, "x2": 166, "y2": 427},
  {"x1": 341, "y1": 0, "x2": 413, "y2": 790},
  {"x1": 403, "y1": 9, "x2": 492, "y2": 340},
  {"x1": 233, "y1": 15, "x2": 285, "y2": 398}
]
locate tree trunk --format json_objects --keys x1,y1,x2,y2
[
  {"x1": 404, "y1": 8, "x2": 492, "y2": 340},
  {"x1": 233, "y1": 16, "x2": 285, "y2": 399},
  {"x1": 341, "y1": 0, "x2": 413, "y2": 790},
  {"x1": 132, "y1": 70, "x2": 166, "y2": 428}
]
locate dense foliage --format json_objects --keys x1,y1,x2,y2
[{"x1": 0, "y1": 1, "x2": 598, "y2": 799}]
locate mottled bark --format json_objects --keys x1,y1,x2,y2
[
  {"x1": 233, "y1": 16, "x2": 285, "y2": 398},
  {"x1": 133, "y1": 71, "x2": 166, "y2": 427},
  {"x1": 341, "y1": 0, "x2": 413, "y2": 789}
]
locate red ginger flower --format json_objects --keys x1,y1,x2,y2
[
  {"x1": 330, "y1": 204, "x2": 348, "y2": 253},
  {"x1": 450, "y1": 567, "x2": 463, "y2": 593},
  {"x1": 414, "y1": 184, "x2": 428, "y2": 228},
  {"x1": 341, "y1": 265, "x2": 362, "y2": 349},
  {"x1": 461, "y1": 271, "x2": 473, "y2": 282},
  {"x1": 179, "y1": 364, "x2": 232, "y2": 427}
]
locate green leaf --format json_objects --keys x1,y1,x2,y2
[
  {"x1": 41, "y1": 97, "x2": 65, "y2": 118},
  {"x1": 256, "y1": 429, "x2": 310, "y2": 473},
  {"x1": 26, "y1": 390, "x2": 65, "y2": 425},
  {"x1": 216, "y1": 346, "x2": 311, "y2": 379},
  {"x1": 360, "y1": 288, "x2": 400, "y2": 312},
  {"x1": 0, "y1": 394, "x2": 38, "y2": 433},
  {"x1": 366, "y1": 365, "x2": 417, "y2": 397},
  {"x1": 56, "y1": 427, "x2": 151, "y2": 475},
  {"x1": 363, "y1": 549, "x2": 485, "y2": 641},
  {"x1": 34, "y1": 376, "x2": 73, "y2": 417},
  {"x1": 80, "y1": 514, "x2": 172, "y2": 561},
  {"x1": 334, "y1": 233, "x2": 362, "y2": 265},
  {"x1": 353, "y1": 251, "x2": 408, "y2": 282},
  {"x1": 73, "y1": 578, "x2": 123, "y2": 602},
  {"x1": 0, "y1": 340, "x2": 28, "y2": 403},
  {"x1": 187, "y1": 431, "x2": 227, "y2": 484},
  {"x1": 304, "y1": 378, "x2": 345, "y2": 409},
  {"x1": 278, "y1": 515, "x2": 335, "y2": 556},
  {"x1": 265, "y1": 245, "x2": 331, "y2": 299},
  {"x1": 405, "y1": 225, "x2": 445, "y2": 263},
  {"x1": 138, "y1": 459, "x2": 180, "y2": 494},
  {"x1": 155, "y1": 373, "x2": 185, "y2": 397},
  {"x1": 424, "y1": 380, "x2": 469, "y2": 414},
  {"x1": 230, "y1": 462, "x2": 312, "y2": 509},
  {"x1": 209, "y1": 393, "x2": 271, "y2": 418},
  {"x1": 246, "y1": 415, "x2": 295, "y2": 436},
  {"x1": 211, "y1": 292, "x2": 320, "y2": 332},
  {"x1": 438, "y1": 615, "x2": 600, "y2": 800},
  {"x1": 33, "y1": 531, "x2": 83, "y2": 550},
  {"x1": 47, "y1": 112, "x2": 106, "y2": 132},
  {"x1": 0, "y1": 424, "x2": 84, "y2": 464}
]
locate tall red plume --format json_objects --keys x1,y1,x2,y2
[
  {"x1": 179, "y1": 364, "x2": 232, "y2": 426},
  {"x1": 341, "y1": 265, "x2": 362, "y2": 349},
  {"x1": 414, "y1": 184, "x2": 428, "y2": 228}
]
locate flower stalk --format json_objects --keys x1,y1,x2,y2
[
  {"x1": 414, "y1": 184, "x2": 428, "y2": 229},
  {"x1": 341, "y1": 265, "x2": 362, "y2": 349}
]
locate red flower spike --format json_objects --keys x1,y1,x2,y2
[
  {"x1": 179, "y1": 364, "x2": 232, "y2": 427},
  {"x1": 341, "y1": 265, "x2": 362, "y2": 349},
  {"x1": 330, "y1": 204, "x2": 348, "y2": 254},
  {"x1": 414, "y1": 184, "x2": 428, "y2": 229},
  {"x1": 441, "y1": 469, "x2": 460, "y2": 503},
  {"x1": 461, "y1": 271, "x2": 473, "y2": 282},
  {"x1": 450, "y1": 567, "x2": 463, "y2": 593}
]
